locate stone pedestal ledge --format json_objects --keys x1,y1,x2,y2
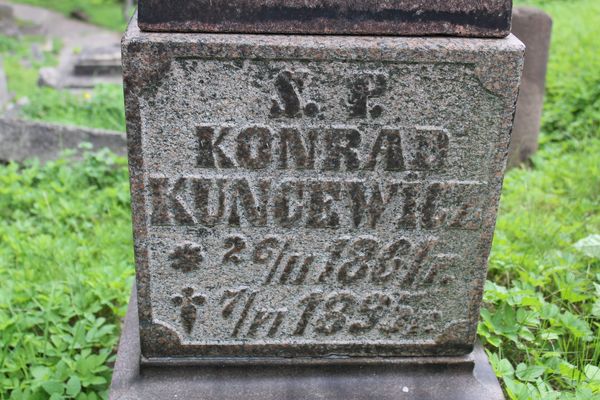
[
  {"x1": 138, "y1": 0, "x2": 513, "y2": 37},
  {"x1": 0, "y1": 118, "x2": 125, "y2": 164},
  {"x1": 110, "y1": 285, "x2": 505, "y2": 400}
]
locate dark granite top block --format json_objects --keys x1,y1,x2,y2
[{"x1": 137, "y1": 0, "x2": 513, "y2": 37}]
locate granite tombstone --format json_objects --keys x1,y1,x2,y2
[
  {"x1": 121, "y1": 25, "x2": 523, "y2": 362},
  {"x1": 112, "y1": 3, "x2": 524, "y2": 399},
  {"x1": 508, "y1": 7, "x2": 552, "y2": 167}
]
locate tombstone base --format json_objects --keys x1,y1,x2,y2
[{"x1": 110, "y1": 286, "x2": 505, "y2": 400}]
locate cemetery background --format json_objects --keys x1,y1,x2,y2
[{"x1": 0, "y1": 0, "x2": 597, "y2": 398}]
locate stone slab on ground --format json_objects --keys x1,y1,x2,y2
[
  {"x1": 508, "y1": 7, "x2": 552, "y2": 167},
  {"x1": 39, "y1": 65, "x2": 123, "y2": 89},
  {"x1": 0, "y1": 118, "x2": 126, "y2": 163},
  {"x1": 0, "y1": 1, "x2": 122, "y2": 89},
  {"x1": 123, "y1": 18, "x2": 524, "y2": 363},
  {"x1": 74, "y1": 44, "x2": 122, "y2": 76},
  {"x1": 138, "y1": 0, "x2": 513, "y2": 37},
  {"x1": 40, "y1": 44, "x2": 123, "y2": 89},
  {"x1": 110, "y1": 285, "x2": 505, "y2": 400}
]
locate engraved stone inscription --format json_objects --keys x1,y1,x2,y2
[{"x1": 129, "y1": 46, "x2": 521, "y2": 359}]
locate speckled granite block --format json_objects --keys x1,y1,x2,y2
[
  {"x1": 122, "y1": 15, "x2": 524, "y2": 363},
  {"x1": 138, "y1": 0, "x2": 513, "y2": 37}
]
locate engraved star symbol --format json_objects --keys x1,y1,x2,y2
[{"x1": 169, "y1": 243, "x2": 204, "y2": 273}]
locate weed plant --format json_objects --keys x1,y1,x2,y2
[
  {"x1": 481, "y1": 140, "x2": 600, "y2": 399},
  {"x1": 480, "y1": 1, "x2": 600, "y2": 398},
  {"x1": 0, "y1": 150, "x2": 134, "y2": 399}
]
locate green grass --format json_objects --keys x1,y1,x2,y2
[
  {"x1": 9, "y1": 0, "x2": 128, "y2": 32},
  {"x1": 0, "y1": 150, "x2": 134, "y2": 399},
  {"x1": 0, "y1": 34, "x2": 126, "y2": 132},
  {"x1": 481, "y1": 140, "x2": 600, "y2": 399},
  {"x1": 18, "y1": 85, "x2": 126, "y2": 132}
]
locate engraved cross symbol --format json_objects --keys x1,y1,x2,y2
[{"x1": 172, "y1": 287, "x2": 206, "y2": 334}]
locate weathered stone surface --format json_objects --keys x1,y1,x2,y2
[
  {"x1": 0, "y1": 118, "x2": 126, "y2": 163},
  {"x1": 138, "y1": 0, "x2": 513, "y2": 38},
  {"x1": 109, "y1": 286, "x2": 505, "y2": 400},
  {"x1": 508, "y1": 7, "x2": 552, "y2": 167},
  {"x1": 122, "y1": 17, "x2": 524, "y2": 362}
]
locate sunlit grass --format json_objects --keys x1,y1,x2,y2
[
  {"x1": 482, "y1": 139, "x2": 600, "y2": 399},
  {"x1": 9, "y1": 0, "x2": 127, "y2": 32}
]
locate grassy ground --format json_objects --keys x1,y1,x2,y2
[
  {"x1": 9, "y1": 0, "x2": 128, "y2": 32},
  {"x1": 0, "y1": 35, "x2": 126, "y2": 132},
  {"x1": 0, "y1": 150, "x2": 134, "y2": 399},
  {"x1": 0, "y1": 0, "x2": 598, "y2": 399},
  {"x1": 482, "y1": 140, "x2": 600, "y2": 399}
]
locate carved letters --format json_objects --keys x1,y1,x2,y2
[
  {"x1": 195, "y1": 125, "x2": 449, "y2": 172},
  {"x1": 270, "y1": 70, "x2": 320, "y2": 118},
  {"x1": 174, "y1": 287, "x2": 444, "y2": 339},
  {"x1": 147, "y1": 67, "x2": 487, "y2": 343},
  {"x1": 149, "y1": 177, "x2": 483, "y2": 231}
]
